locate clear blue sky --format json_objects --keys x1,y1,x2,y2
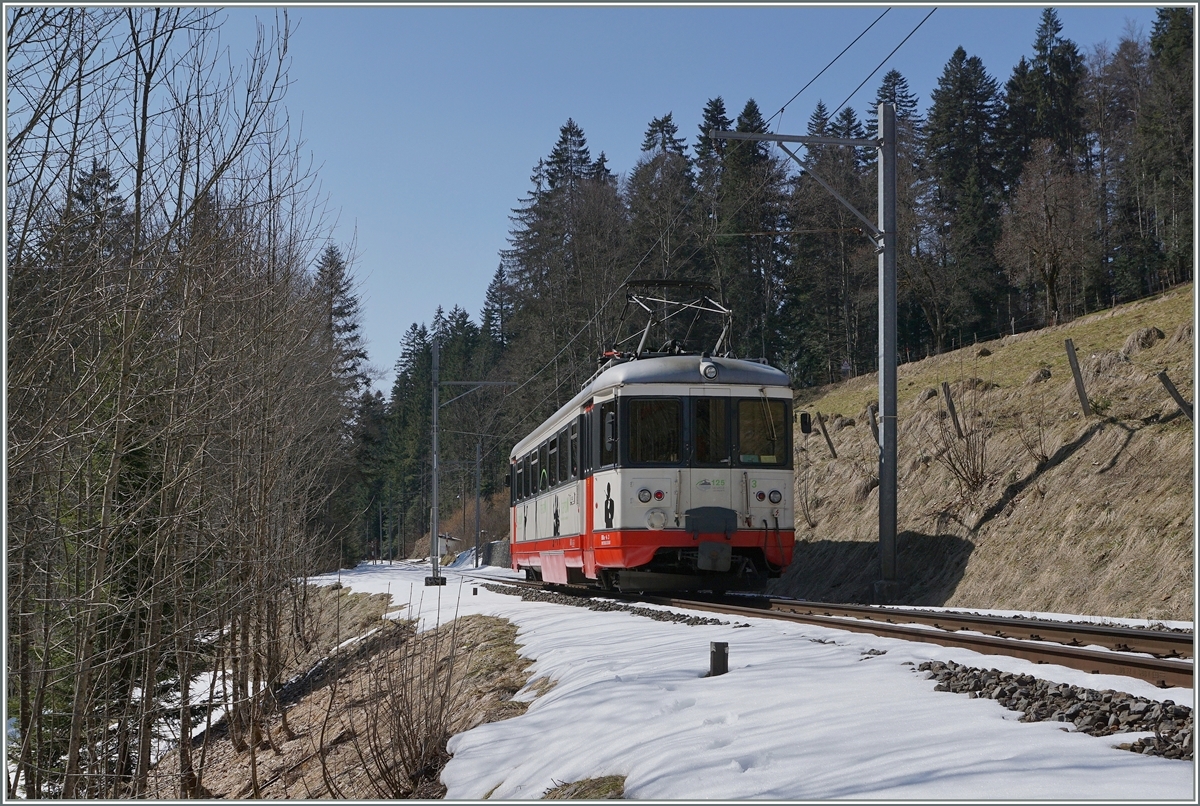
[{"x1": 223, "y1": 4, "x2": 1161, "y2": 395}]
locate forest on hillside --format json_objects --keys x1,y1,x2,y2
[{"x1": 359, "y1": 8, "x2": 1193, "y2": 567}]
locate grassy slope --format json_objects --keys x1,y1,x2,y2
[{"x1": 773, "y1": 285, "x2": 1194, "y2": 620}]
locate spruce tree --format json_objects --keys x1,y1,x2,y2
[
  {"x1": 587, "y1": 151, "x2": 615, "y2": 184},
  {"x1": 831, "y1": 106, "x2": 869, "y2": 170},
  {"x1": 314, "y1": 242, "x2": 369, "y2": 401},
  {"x1": 480, "y1": 264, "x2": 514, "y2": 350},
  {"x1": 694, "y1": 97, "x2": 732, "y2": 177},
  {"x1": 1031, "y1": 7, "x2": 1087, "y2": 161},
  {"x1": 641, "y1": 112, "x2": 688, "y2": 156},
  {"x1": 699, "y1": 99, "x2": 788, "y2": 361},
  {"x1": 999, "y1": 9, "x2": 1087, "y2": 186},
  {"x1": 865, "y1": 69, "x2": 921, "y2": 137},
  {"x1": 926, "y1": 46, "x2": 1003, "y2": 205},
  {"x1": 627, "y1": 113, "x2": 700, "y2": 288},
  {"x1": 923, "y1": 47, "x2": 1004, "y2": 348},
  {"x1": 999, "y1": 56, "x2": 1039, "y2": 193},
  {"x1": 546, "y1": 118, "x2": 592, "y2": 190}
]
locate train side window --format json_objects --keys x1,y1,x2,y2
[
  {"x1": 557, "y1": 427, "x2": 568, "y2": 483},
  {"x1": 538, "y1": 442, "x2": 549, "y2": 491},
  {"x1": 628, "y1": 398, "x2": 682, "y2": 465},
  {"x1": 529, "y1": 450, "x2": 539, "y2": 496},
  {"x1": 579, "y1": 413, "x2": 589, "y2": 475},
  {"x1": 598, "y1": 399, "x2": 617, "y2": 467},
  {"x1": 515, "y1": 461, "x2": 524, "y2": 502},
  {"x1": 693, "y1": 397, "x2": 729, "y2": 465},
  {"x1": 548, "y1": 435, "x2": 559, "y2": 487},
  {"x1": 569, "y1": 422, "x2": 579, "y2": 479},
  {"x1": 736, "y1": 398, "x2": 790, "y2": 467}
]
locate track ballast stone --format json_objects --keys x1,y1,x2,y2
[
  {"x1": 482, "y1": 583, "x2": 744, "y2": 627},
  {"x1": 918, "y1": 660, "x2": 1193, "y2": 761}
]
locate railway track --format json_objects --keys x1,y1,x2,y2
[{"x1": 483, "y1": 577, "x2": 1193, "y2": 689}]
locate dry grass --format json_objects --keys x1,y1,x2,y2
[
  {"x1": 779, "y1": 284, "x2": 1194, "y2": 619},
  {"x1": 799, "y1": 286, "x2": 1194, "y2": 418},
  {"x1": 148, "y1": 611, "x2": 544, "y2": 799},
  {"x1": 542, "y1": 775, "x2": 627, "y2": 799}
]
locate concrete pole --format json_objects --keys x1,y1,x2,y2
[
  {"x1": 473, "y1": 440, "x2": 482, "y2": 568},
  {"x1": 427, "y1": 338, "x2": 444, "y2": 585},
  {"x1": 877, "y1": 102, "x2": 898, "y2": 591}
]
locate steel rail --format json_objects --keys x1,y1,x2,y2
[
  {"x1": 762, "y1": 600, "x2": 1194, "y2": 659},
  {"x1": 479, "y1": 578, "x2": 1193, "y2": 688},
  {"x1": 641, "y1": 595, "x2": 1193, "y2": 689}
]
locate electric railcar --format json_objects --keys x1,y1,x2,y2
[{"x1": 508, "y1": 353, "x2": 794, "y2": 592}]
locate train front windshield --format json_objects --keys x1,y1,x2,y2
[
  {"x1": 621, "y1": 395, "x2": 791, "y2": 469},
  {"x1": 737, "y1": 398, "x2": 788, "y2": 465}
]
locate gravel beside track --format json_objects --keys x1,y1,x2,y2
[
  {"x1": 482, "y1": 583, "x2": 747, "y2": 627},
  {"x1": 918, "y1": 660, "x2": 1194, "y2": 761}
]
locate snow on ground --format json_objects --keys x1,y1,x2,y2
[{"x1": 311, "y1": 560, "x2": 1195, "y2": 801}]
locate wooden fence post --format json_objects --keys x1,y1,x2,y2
[
  {"x1": 815, "y1": 412, "x2": 838, "y2": 459},
  {"x1": 1157, "y1": 371, "x2": 1194, "y2": 421},
  {"x1": 1064, "y1": 338, "x2": 1092, "y2": 416},
  {"x1": 940, "y1": 381, "x2": 964, "y2": 439}
]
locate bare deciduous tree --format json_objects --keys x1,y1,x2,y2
[{"x1": 996, "y1": 139, "x2": 1100, "y2": 325}]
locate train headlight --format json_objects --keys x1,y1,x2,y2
[
  {"x1": 700, "y1": 360, "x2": 718, "y2": 380},
  {"x1": 645, "y1": 509, "x2": 667, "y2": 530},
  {"x1": 769, "y1": 490, "x2": 782, "y2": 504},
  {"x1": 654, "y1": 489, "x2": 665, "y2": 501},
  {"x1": 637, "y1": 488, "x2": 652, "y2": 504}
]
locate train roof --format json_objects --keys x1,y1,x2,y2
[
  {"x1": 589, "y1": 354, "x2": 790, "y2": 390},
  {"x1": 510, "y1": 355, "x2": 791, "y2": 458}
]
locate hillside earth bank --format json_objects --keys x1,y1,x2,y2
[{"x1": 770, "y1": 285, "x2": 1194, "y2": 620}]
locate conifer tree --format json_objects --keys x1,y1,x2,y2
[
  {"x1": 999, "y1": 10, "x2": 1087, "y2": 186},
  {"x1": 314, "y1": 242, "x2": 369, "y2": 400},
  {"x1": 922, "y1": 46, "x2": 1004, "y2": 347},
  {"x1": 1135, "y1": 7, "x2": 1194, "y2": 289},
  {"x1": 627, "y1": 112, "x2": 700, "y2": 289},
  {"x1": 480, "y1": 264, "x2": 514, "y2": 349},
  {"x1": 865, "y1": 69, "x2": 921, "y2": 137},
  {"x1": 1030, "y1": 8, "x2": 1088, "y2": 161},
  {"x1": 641, "y1": 112, "x2": 688, "y2": 156},
  {"x1": 694, "y1": 97, "x2": 733, "y2": 194},
  {"x1": 587, "y1": 152, "x2": 615, "y2": 184},
  {"x1": 546, "y1": 118, "x2": 592, "y2": 190}
]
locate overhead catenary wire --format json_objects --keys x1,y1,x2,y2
[
  {"x1": 484, "y1": 8, "x2": 937, "y2": 460},
  {"x1": 766, "y1": 7, "x2": 890, "y2": 131},
  {"x1": 830, "y1": 7, "x2": 937, "y2": 120}
]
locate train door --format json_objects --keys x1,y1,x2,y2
[
  {"x1": 591, "y1": 397, "x2": 620, "y2": 533},
  {"x1": 688, "y1": 389, "x2": 733, "y2": 516}
]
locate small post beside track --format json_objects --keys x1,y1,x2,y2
[{"x1": 709, "y1": 642, "x2": 729, "y2": 677}]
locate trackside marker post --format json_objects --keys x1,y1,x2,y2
[{"x1": 710, "y1": 642, "x2": 729, "y2": 677}]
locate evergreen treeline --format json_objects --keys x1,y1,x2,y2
[
  {"x1": 6, "y1": 10, "x2": 368, "y2": 796},
  {"x1": 364, "y1": 9, "x2": 1192, "y2": 560}
]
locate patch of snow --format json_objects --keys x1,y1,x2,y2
[{"x1": 319, "y1": 561, "x2": 1194, "y2": 800}]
